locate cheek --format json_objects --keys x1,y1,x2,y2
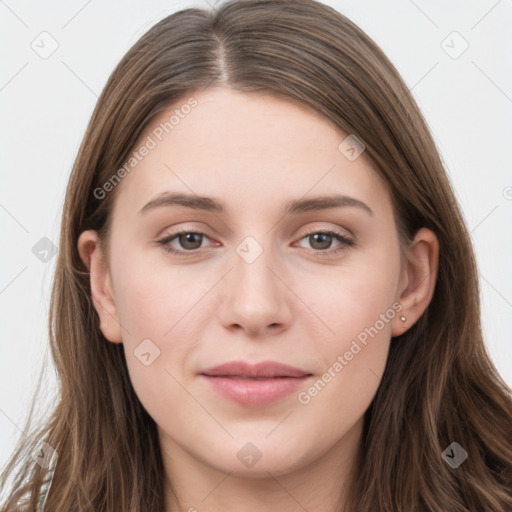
[
  {"x1": 306, "y1": 255, "x2": 398, "y2": 345},
  {"x1": 112, "y1": 262, "x2": 201, "y2": 419},
  {"x1": 110, "y1": 254, "x2": 200, "y2": 384},
  {"x1": 314, "y1": 275, "x2": 394, "y2": 386},
  {"x1": 294, "y1": 287, "x2": 392, "y2": 449},
  {"x1": 294, "y1": 249, "x2": 398, "y2": 412},
  {"x1": 112, "y1": 250, "x2": 205, "y2": 340}
]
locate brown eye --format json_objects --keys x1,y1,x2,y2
[
  {"x1": 296, "y1": 230, "x2": 355, "y2": 256},
  {"x1": 308, "y1": 232, "x2": 334, "y2": 250},
  {"x1": 157, "y1": 230, "x2": 211, "y2": 255},
  {"x1": 176, "y1": 232, "x2": 204, "y2": 250}
]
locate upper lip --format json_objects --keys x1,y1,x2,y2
[{"x1": 200, "y1": 360, "x2": 312, "y2": 378}]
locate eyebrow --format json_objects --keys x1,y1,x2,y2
[{"x1": 138, "y1": 192, "x2": 374, "y2": 217}]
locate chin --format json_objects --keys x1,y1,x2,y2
[{"x1": 203, "y1": 439, "x2": 312, "y2": 478}]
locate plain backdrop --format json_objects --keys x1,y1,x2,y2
[{"x1": 1, "y1": 0, "x2": 511, "y2": 478}]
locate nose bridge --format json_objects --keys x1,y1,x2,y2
[
  {"x1": 220, "y1": 232, "x2": 289, "y2": 332},
  {"x1": 232, "y1": 233, "x2": 280, "y2": 297}
]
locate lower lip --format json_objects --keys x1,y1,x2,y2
[{"x1": 201, "y1": 375, "x2": 312, "y2": 406}]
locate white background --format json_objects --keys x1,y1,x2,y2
[{"x1": 1, "y1": 0, "x2": 511, "y2": 476}]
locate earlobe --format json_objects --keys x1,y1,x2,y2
[
  {"x1": 77, "y1": 230, "x2": 123, "y2": 343},
  {"x1": 392, "y1": 228, "x2": 439, "y2": 336}
]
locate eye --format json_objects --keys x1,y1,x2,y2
[
  {"x1": 156, "y1": 228, "x2": 355, "y2": 257},
  {"x1": 156, "y1": 229, "x2": 213, "y2": 255},
  {"x1": 295, "y1": 229, "x2": 354, "y2": 256}
]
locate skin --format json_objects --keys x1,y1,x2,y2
[{"x1": 78, "y1": 87, "x2": 439, "y2": 511}]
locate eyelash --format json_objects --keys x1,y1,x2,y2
[{"x1": 156, "y1": 228, "x2": 355, "y2": 257}]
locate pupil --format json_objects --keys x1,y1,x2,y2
[
  {"x1": 312, "y1": 233, "x2": 331, "y2": 250},
  {"x1": 181, "y1": 233, "x2": 201, "y2": 250}
]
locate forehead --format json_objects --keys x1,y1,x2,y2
[{"x1": 110, "y1": 87, "x2": 391, "y2": 220}]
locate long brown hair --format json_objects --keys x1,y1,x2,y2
[{"x1": 2, "y1": 0, "x2": 511, "y2": 510}]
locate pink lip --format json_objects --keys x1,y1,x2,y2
[{"x1": 200, "y1": 361, "x2": 313, "y2": 406}]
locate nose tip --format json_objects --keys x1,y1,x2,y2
[{"x1": 219, "y1": 254, "x2": 292, "y2": 337}]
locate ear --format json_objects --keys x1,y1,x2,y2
[
  {"x1": 392, "y1": 227, "x2": 439, "y2": 337},
  {"x1": 77, "y1": 230, "x2": 123, "y2": 343}
]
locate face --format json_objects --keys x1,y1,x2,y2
[{"x1": 79, "y1": 87, "x2": 434, "y2": 485}]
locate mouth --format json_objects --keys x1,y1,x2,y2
[
  {"x1": 200, "y1": 360, "x2": 311, "y2": 378},
  {"x1": 199, "y1": 360, "x2": 313, "y2": 406}
]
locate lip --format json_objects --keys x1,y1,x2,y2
[{"x1": 199, "y1": 360, "x2": 313, "y2": 406}]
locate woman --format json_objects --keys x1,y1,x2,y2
[{"x1": 2, "y1": 0, "x2": 511, "y2": 510}]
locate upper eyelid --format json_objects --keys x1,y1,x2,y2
[{"x1": 159, "y1": 219, "x2": 352, "y2": 236}]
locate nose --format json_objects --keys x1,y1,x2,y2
[{"x1": 217, "y1": 238, "x2": 293, "y2": 337}]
